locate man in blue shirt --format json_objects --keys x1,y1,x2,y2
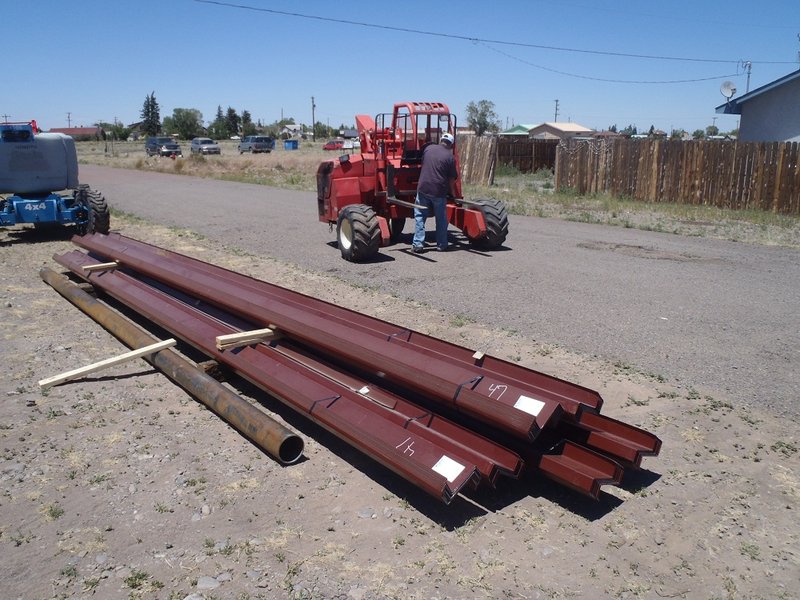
[{"x1": 412, "y1": 132, "x2": 458, "y2": 253}]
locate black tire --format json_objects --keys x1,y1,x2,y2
[
  {"x1": 75, "y1": 186, "x2": 110, "y2": 235},
  {"x1": 468, "y1": 198, "x2": 509, "y2": 250},
  {"x1": 389, "y1": 217, "x2": 405, "y2": 244},
  {"x1": 337, "y1": 205, "x2": 380, "y2": 262}
]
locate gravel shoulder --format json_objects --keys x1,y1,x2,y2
[{"x1": 1, "y1": 217, "x2": 798, "y2": 599}]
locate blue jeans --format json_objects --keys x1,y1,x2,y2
[{"x1": 413, "y1": 192, "x2": 448, "y2": 249}]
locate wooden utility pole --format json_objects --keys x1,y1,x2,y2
[{"x1": 311, "y1": 96, "x2": 316, "y2": 142}]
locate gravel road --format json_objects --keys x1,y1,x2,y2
[{"x1": 82, "y1": 164, "x2": 799, "y2": 418}]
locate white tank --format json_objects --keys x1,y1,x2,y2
[{"x1": 0, "y1": 132, "x2": 80, "y2": 194}]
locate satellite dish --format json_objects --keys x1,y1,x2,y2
[{"x1": 720, "y1": 81, "x2": 737, "y2": 99}]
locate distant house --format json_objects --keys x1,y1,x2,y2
[
  {"x1": 500, "y1": 124, "x2": 538, "y2": 136},
  {"x1": 280, "y1": 124, "x2": 303, "y2": 139},
  {"x1": 715, "y1": 69, "x2": 800, "y2": 142},
  {"x1": 501, "y1": 122, "x2": 594, "y2": 140},
  {"x1": 528, "y1": 122, "x2": 593, "y2": 140},
  {"x1": 48, "y1": 126, "x2": 105, "y2": 141}
]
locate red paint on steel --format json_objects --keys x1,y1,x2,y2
[
  {"x1": 72, "y1": 233, "x2": 602, "y2": 416},
  {"x1": 71, "y1": 233, "x2": 562, "y2": 440},
  {"x1": 273, "y1": 343, "x2": 523, "y2": 484},
  {"x1": 571, "y1": 412, "x2": 662, "y2": 467},
  {"x1": 59, "y1": 235, "x2": 663, "y2": 500},
  {"x1": 55, "y1": 251, "x2": 493, "y2": 503},
  {"x1": 538, "y1": 441, "x2": 624, "y2": 499}
]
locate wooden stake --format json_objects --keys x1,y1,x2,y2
[
  {"x1": 82, "y1": 261, "x2": 118, "y2": 272},
  {"x1": 215, "y1": 328, "x2": 278, "y2": 350},
  {"x1": 38, "y1": 339, "x2": 176, "y2": 389}
]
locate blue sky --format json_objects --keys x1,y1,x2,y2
[{"x1": 6, "y1": 0, "x2": 798, "y2": 134}]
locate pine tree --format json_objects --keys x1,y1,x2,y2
[
  {"x1": 140, "y1": 92, "x2": 160, "y2": 136},
  {"x1": 225, "y1": 107, "x2": 241, "y2": 137}
]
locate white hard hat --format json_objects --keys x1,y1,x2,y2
[{"x1": 441, "y1": 132, "x2": 454, "y2": 144}]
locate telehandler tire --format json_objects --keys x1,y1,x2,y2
[
  {"x1": 75, "y1": 185, "x2": 110, "y2": 235},
  {"x1": 337, "y1": 204, "x2": 380, "y2": 262},
  {"x1": 468, "y1": 199, "x2": 509, "y2": 250}
]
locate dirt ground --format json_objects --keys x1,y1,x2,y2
[{"x1": 1, "y1": 217, "x2": 797, "y2": 600}]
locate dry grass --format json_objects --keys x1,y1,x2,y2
[
  {"x1": 78, "y1": 139, "x2": 326, "y2": 191},
  {"x1": 77, "y1": 141, "x2": 800, "y2": 248}
]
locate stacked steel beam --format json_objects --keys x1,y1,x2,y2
[{"x1": 53, "y1": 233, "x2": 660, "y2": 504}]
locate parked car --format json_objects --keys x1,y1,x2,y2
[
  {"x1": 190, "y1": 137, "x2": 221, "y2": 155},
  {"x1": 237, "y1": 135, "x2": 275, "y2": 154},
  {"x1": 323, "y1": 139, "x2": 345, "y2": 151},
  {"x1": 145, "y1": 136, "x2": 183, "y2": 157}
]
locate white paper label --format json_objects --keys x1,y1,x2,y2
[
  {"x1": 514, "y1": 395, "x2": 546, "y2": 417},
  {"x1": 432, "y1": 455, "x2": 466, "y2": 483}
]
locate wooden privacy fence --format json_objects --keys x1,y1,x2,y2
[
  {"x1": 497, "y1": 138, "x2": 559, "y2": 174},
  {"x1": 457, "y1": 137, "x2": 559, "y2": 186},
  {"x1": 555, "y1": 138, "x2": 800, "y2": 214},
  {"x1": 457, "y1": 135, "x2": 496, "y2": 186}
]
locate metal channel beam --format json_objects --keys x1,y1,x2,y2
[
  {"x1": 574, "y1": 412, "x2": 662, "y2": 467},
  {"x1": 538, "y1": 441, "x2": 624, "y2": 499},
  {"x1": 71, "y1": 234, "x2": 563, "y2": 441},
  {"x1": 73, "y1": 233, "x2": 602, "y2": 417},
  {"x1": 55, "y1": 251, "x2": 486, "y2": 503},
  {"x1": 272, "y1": 343, "x2": 523, "y2": 485},
  {"x1": 57, "y1": 250, "x2": 522, "y2": 485},
  {"x1": 62, "y1": 236, "x2": 662, "y2": 498}
]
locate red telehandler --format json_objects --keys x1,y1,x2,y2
[{"x1": 316, "y1": 101, "x2": 508, "y2": 261}]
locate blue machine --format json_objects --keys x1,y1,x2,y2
[{"x1": 0, "y1": 121, "x2": 109, "y2": 234}]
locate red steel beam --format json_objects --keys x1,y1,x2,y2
[
  {"x1": 55, "y1": 250, "x2": 514, "y2": 503},
  {"x1": 72, "y1": 233, "x2": 602, "y2": 417},
  {"x1": 61, "y1": 235, "x2": 662, "y2": 498},
  {"x1": 273, "y1": 343, "x2": 523, "y2": 485},
  {"x1": 538, "y1": 441, "x2": 624, "y2": 499},
  {"x1": 71, "y1": 233, "x2": 563, "y2": 441},
  {"x1": 574, "y1": 412, "x2": 662, "y2": 468}
]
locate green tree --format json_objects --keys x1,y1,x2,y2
[
  {"x1": 97, "y1": 121, "x2": 131, "y2": 141},
  {"x1": 314, "y1": 121, "x2": 335, "y2": 139},
  {"x1": 162, "y1": 108, "x2": 203, "y2": 140},
  {"x1": 670, "y1": 128, "x2": 687, "y2": 140},
  {"x1": 225, "y1": 107, "x2": 241, "y2": 137},
  {"x1": 465, "y1": 100, "x2": 500, "y2": 136},
  {"x1": 692, "y1": 129, "x2": 705, "y2": 140},
  {"x1": 607, "y1": 124, "x2": 617, "y2": 133},
  {"x1": 140, "y1": 91, "x2": 160, "y2": 136},
  {"x1": 620, "y1": 124, "x2": 637, "y2": 136},
  {"x1": 241, "y1": 110, "x2": 257, "y2": 137},
  {"x1": 705, "y1": 124, "x2": 720, "y2": 137},
  {"x1": 208, "y1": 105, "x2": 227, "y2": 140}
]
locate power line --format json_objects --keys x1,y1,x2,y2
[
  {"x1": 482, "y1": 42, "x2": 742, "y2": 84},
  {"x1": 194, "y1": 0, "x2": 796, "y2": 66}
]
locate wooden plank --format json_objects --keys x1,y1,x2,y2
[
  {"x1": 39, "y1": 339, "x2": 176, "y2": 389},
  {"x1": 216, "y1": 327, "x2": 278, "y2": 350},
  {"x1": 82, "y1": 261, "x2": 118, "y2": 272}
]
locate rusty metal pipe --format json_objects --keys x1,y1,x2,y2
[{"x1": 39, "y1": 267, "x2": 304, "y2": 465}]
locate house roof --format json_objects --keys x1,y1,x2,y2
[
  {"x1": 48, "y1": 127, "x2": 104, "y2": 136},
  {"x1": 716, "y1": 69, "x2": 800, "y2": 115},
  {"x1": 501, "y1": 124, "x2": 537, "y2": 135},
  {"x1": 536, "y1": 122, "x2": 593, "y2": 133}
]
